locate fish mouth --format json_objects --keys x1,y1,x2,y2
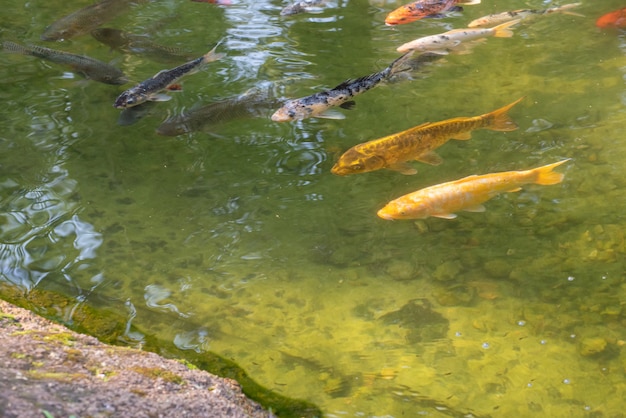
[
  {"x1": 330, "y1": 166, "x2": 347, "y2": 176},
  {"x1": 376, "y1": 209, "x2": 395, "y2": 220}
]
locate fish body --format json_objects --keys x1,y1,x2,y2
[
  {"x1": 271, "y1": 52, "x2": 413, "y2": 122},
  {"x1": 469, "y1": 3, "x2": 582, "y2": 28},
  {"x1": 91, "y1": 28, "x2": 194, "y2": 63},
  {"x1": 41, "y1": 0, "x2": 137, "y2": 41},
  {"x1": 385, "y1": 0, "x2": 480, "y2": 26},
  {"x1": 596, "y1": 7, "x2": 626, "y2": 28},
  {"x1": 2, "y1": 40, "x2": 127, "y2": 85},
  {"x1": 281, "y1": 0, "x2": 326, "y2": 16},
  {"x1": 113, "y1": 45, "x2": 223, "y2": 108},
  {"x1": 331, "y1": 97, "x2": 523, "y2": 176},
  {"x1": 377, "y1": 159, "x2": 569, "y2": 220},
  {"x1": 157, "y1": 82, "x2": 282, "y2": 136},
  {"x1": 397, "y1": 19, "x2": 519, "y2": 54}
]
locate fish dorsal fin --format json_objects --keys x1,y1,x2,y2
[
  {"x1": 452, "y1": 131, "x2": 472, "y2": 140},
  {"x1": 415, "y1": 151, "x2": 443, "y2": 166},
  {"x1": 152, "y1": 69, "x2": 168, "y2": 79},
  {"x1": 387, "y1": 162, "x2": 418, "y2": 175},
  {"x1": 433, "y1": 213, "x2": 457, "y2": 219},
  {"x1": 464, "y1": 204, "x2": 486, "y2": 213}
]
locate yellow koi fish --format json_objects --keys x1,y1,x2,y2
[
  {"x1": 396, "y1": 19, "x2": 519, "y2": 54},
  {"x1": 331, "y1": 97, "x2": 524, "y2": 176},
  {"x1": 377, "y1": 159, "x2": 569, "y2": 220}
]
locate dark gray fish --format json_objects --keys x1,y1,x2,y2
[
  {"x1": 41, "y1": 0, "x2": 142, "y2": 41},
  {"x1": 91, "y1": 28, "x2": 195, "y2": 63},
  {"x1": 2, "y1": 41, "x2": 128, "y2": 85},
  {"x1": 271, "y1": 52, "x2": 414, "y2": 122},
  {"x1": 117, "y1": 101, "x2": 158, "y2": 126},
  {"x1": 113, "y1": 44, "x2": 224, "y2": 108},
  {"x1": 157, "y1": 82, "x2": 282, "y2": 136},
  {"x1": 280, "y1": 0, "x2": 326, "y2": 16}
]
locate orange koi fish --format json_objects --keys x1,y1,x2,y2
[
  {"x1": 377, "y1": 159, "x2": 569, "y2": 220},
  {"x1": 331, "y1": 97, "x2": 523, "y2": 176},
  {"x1": 385, "y1": 0, "x2": 480, "y2": 26},
  {"x1": 596, "y1": 7, "x2": 626, "y2": 28}
]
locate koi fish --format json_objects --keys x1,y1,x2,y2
[
  {"x1": 377, "y1": 159, "x2": 569, "y2": 220},
  {"x1": 331, "y1": 97, "x2": 524, "y2": 176},
  {"x1": 91, "y1": 28, "x2": 195, "y2": 63},
  {"x1": 596, "y1": 7, "x2": 626, "y2": 28},
  {"x1": 2, "y1": 41, "x2": 128, "y2": 85},
  {"x1": 469, "y1": 3, "x2": 583, "y2": 28},
  {"x1": 281, "y1": 0, "x2": 327, "y2": 16},
  {"x1": 271, "y1": 52, "x2": 413, "y2": 122},
  {"x1": 157, "y1": 82, "x2": 282, "y2": 136},
  {"x1": 113, "y1": 45, "x2": 224, "y2": 109},
  {"x1": 41, "y1": 0, "x2": 141, "y2": 41},
  {"x1": 396, "y1": 19, "x2": 519, "y2": 54},
  {"x1": 385, "y1": 0, "x2": 480, "y2": 26},
  {"x1": 190, "y1": 0, "x2": 232, "y2": 5}
]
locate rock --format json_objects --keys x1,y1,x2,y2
[{"x1": 578, "y1": 337, "x2": 608, "y2": 357}]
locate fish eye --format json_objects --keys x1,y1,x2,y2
[
  {"x1": 287, "y1": 110, "x2": 296, "y2": 118},
  {"x1": 126, "y1": 97, "x2": 135, "y2": 105},
  {"x1": 351, "y1": 163, "x2": 363, "y2": 171}
]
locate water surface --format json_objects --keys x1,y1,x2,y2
[{"x1": 2, "y1": 0, "x2": 626, "y2": 416}]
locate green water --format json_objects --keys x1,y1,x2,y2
[{"x1": 2, "y1": 0, "x2": 626, "y2": 416}]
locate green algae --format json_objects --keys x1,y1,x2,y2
[{"x1": 0, "y1": 284, "x2": 322, "y2": 417}]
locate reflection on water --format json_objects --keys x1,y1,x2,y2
[{"x1": 2, "y1": 0, "x2": 626, "y2": 416}]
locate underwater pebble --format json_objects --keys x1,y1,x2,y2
[
  {"x1": 578, "y1": 337, "x2": 607, "y2": 357},
  {"x1": 385, "y1": 260, "x2": 415, "y2": 280},
  {"x1": 433, "y1": 260, "x2": 462, "y2": 282}
]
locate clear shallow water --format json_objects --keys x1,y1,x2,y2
[{"x1": 2, "y1": 0, "x2": 626, "y2": 416}]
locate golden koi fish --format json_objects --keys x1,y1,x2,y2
[
  {"x1": 385, "y1": 0, "x2": 480, "y2": 26},
  {"x1": 331, "y1": 97, "x2": 524, "y2": 176},
  {"x1": 396, "y1": 19, "x2": 519, "y2": 54},
  {"x1": 377, "y1": 159, "x2": 570, "y2": 220},
  {"x1": 468, "y1": 3, "x2": 582, "y2": 28}
]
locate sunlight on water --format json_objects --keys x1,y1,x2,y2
[{"x1": 1, "y1": 0, "x2": 626, "y2": 416}]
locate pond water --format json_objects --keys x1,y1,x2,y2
[{"x1": 2, "y1": 0, "x2": 626, "y2": 416}]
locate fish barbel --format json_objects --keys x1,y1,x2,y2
[
  {"x1": 41, "y1": 0, "x2": 141, "y2": 41},
  {"x1": 91, "y1": 28, "x2": 195, "y2": 63},
  {"x1": 2, "y1": 40, "x2": 127, "y2": 85},
  {"x1": 468, "y1": 3, "x2": 583, "y2": 28},
  {"x1": 113, "y1": 44, "x2": 224, "y2": 109},
  {"x1": 385, "y1": 0, "x2": 480, "y2": 26},
  {"x1": 271, "y1": 52, "x2": 413, "y2": 122},
  {"x1": 396, "y1": 19, "x2": 519, "y2": 54},
  {"x1": 377, "y1": 159, "x2": 570, "y2": 220},
  {"x1": 281, "y1": 0, "x2": 327, "y2": 16},
  {"x1": 331, "y1": 97, "x2": 524, "y2": 176}
]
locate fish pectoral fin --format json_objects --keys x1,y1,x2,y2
[
  {"x1": 387, "y1": 163, "x2": 417, "y2": 175},
  {"x1": 415, "y1": 151, "x2": 443, "y2": 166},
  {"x1": 339, "y1": 100, "x2": 356, "y2": 110},
  {"x1": 452, "y1": 132, "x2": 472, "y2": 140},
  {"x1": 148, "y1": 93, "x2": 173, "y2": 102},
  {"x1": 315, "y1": 109, "x2": 346, "y2": 120},
  {"x1": 433, "y1": 213, "x2": 457, "y2": 219},
  {"x1": 507, "y1": 187, "x2": 522, "y2": 192},
  {"x1": 464, "y1": 204, "x2": 486, "y2": 213}
]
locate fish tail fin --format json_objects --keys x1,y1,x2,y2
[
  {"x1": 485, "y1": 96, "x2": 525, "y2": 131},
  {"x1": 387, "y1": 51, "x2": 416, "y2": 78},
  {"x1": 492, "y1": 19, "x2": 521, "y2": 38},
  {"x1": 553, "y1": 3, "x2": 584, "y2": 17},
  {"x1": 203, "y1": 39, "x2": 226, "y2": 63},
  {"x1": 459, "y1": 0, "x2": 480, "y2": 4},
  {"x1": 532, "y1": 159, "x2": 570, "y2": 185}
]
